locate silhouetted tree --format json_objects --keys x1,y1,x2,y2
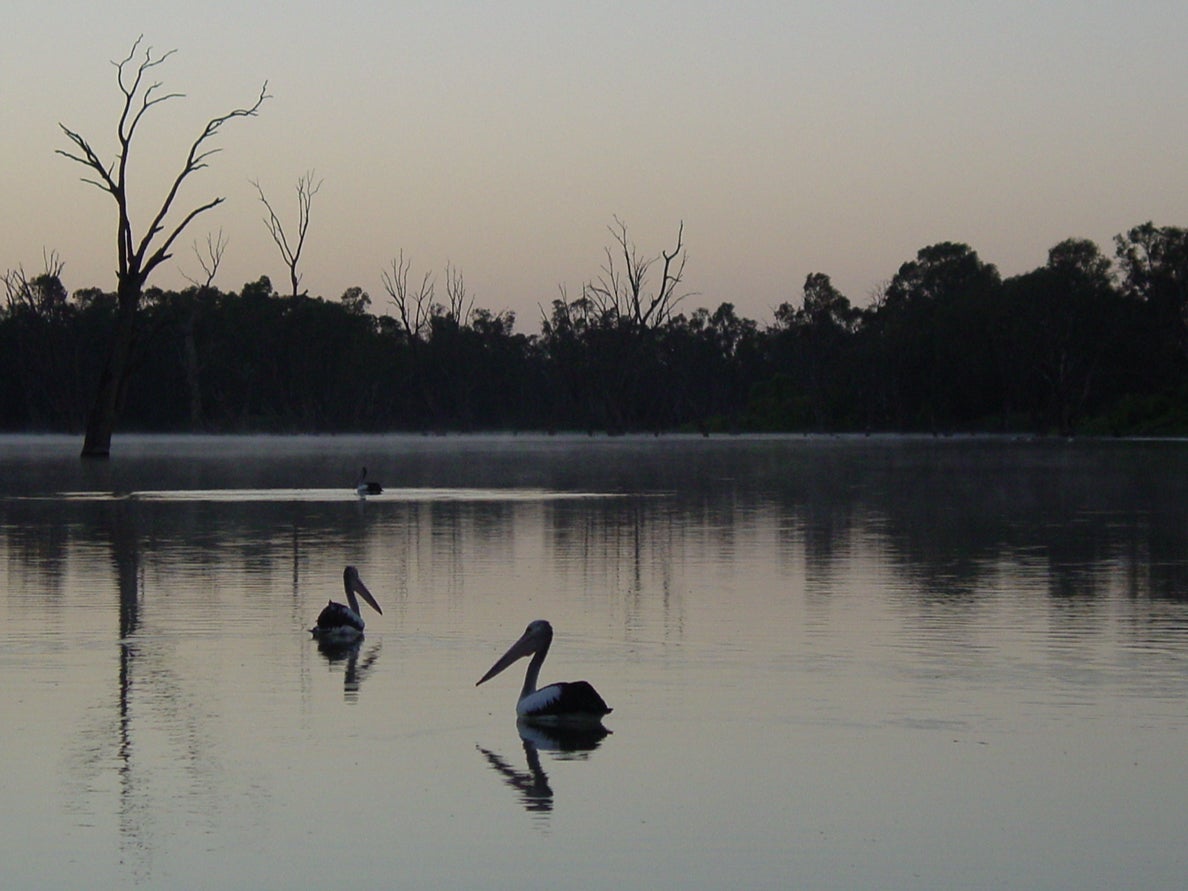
[
  {"x1": 874, "y1": 243, "x2": 1001, "y2": 429},
  {"x1": 253, "y1": 171, "x2": 321, "y2": 299},
  {"x1": 768, "y1": 273, "x2": 860, "y2": 429},
  {"x1": 2, "y1": 251, "x2": 93, "y2": 428},
  {"x1": 1001, "y1": 239, "x2": 1121, "y2": 434},
  {"x1": 57, "y1": 36, "x2": 268, "y2": 456},
  {"x1": 1115, "y1": 223, "x2": 1188, "y2": 368},
  {"x1": 175, "y1": 230, "x2": 228, "y2": 429}
]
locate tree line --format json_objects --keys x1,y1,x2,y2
[
  {"x1": 10, "y1": 38, "x2": 1188, "y2": 447},
  {"x1": 4, "y1": 220, "x2": 1188, "y2": 438}
]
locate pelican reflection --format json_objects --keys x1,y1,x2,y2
[
  {"x1": 315, "y1": 637, "x2": 382, "y2": 702},
  {"x1": 477, "y1": 719, "x2": 611, "y2": 815}
]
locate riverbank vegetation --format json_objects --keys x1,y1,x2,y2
[{"x1": 4, "y1": 221, "x2": 1188, "y2": 438}]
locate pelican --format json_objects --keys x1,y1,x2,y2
[
  {"x1": 310, "y1": 566, "x2": 383, "y2": 642},
  {"x1": 476, "y1": 620, "x2": 612, "y2": 724},
  {"x1": 355, "y1": 467, "x2": 383, "y2": 496}
]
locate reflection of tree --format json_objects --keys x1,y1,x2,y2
[
  {"x1": 757, "y1": 440, "x2": 1188, "y2": 607},
  {"x1": 62, "y1": 495, "x2": 256, "y2": 883},
  {"x1": 477, "y1": 720, "x2": 611, "y2": 819},
  {"x1": 59, "y1": 499, "x2": 153, "y2": 880},
  {"x1": 548, "y1": 496, "x2": 684, "y2": 638},
  {"x1": 109, "y1": 499, "x2": 147, "y2": 878}
]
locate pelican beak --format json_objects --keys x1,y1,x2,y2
[
  {"x1": 351, "y1": 575, "x2": 383, "y2": 615},
  {"x1": 476, "y1": 629, "x2": 538, "y2": 686}
]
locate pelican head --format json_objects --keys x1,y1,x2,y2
[
  {"x1": 476, "y1": 619, "x2": 553, "y2": 687},
  {"x1": 356, "y1": 467, "x2": 383, "y2": 495},
  {"x1": 343, "y1": 565, "x2": 382, "y2": 616}
]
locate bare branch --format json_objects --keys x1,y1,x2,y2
[
  {"x1": 581, "y1": 217, "x2": 690, "y2": 328},
  {"x1": 646, "y1": 219, "x2": 688, "y2": 326},
  {"x1": 444, "y1": 262, "x2": 474, "y2": 323},
  {"x1": 253, "y1": 171, "x2": 322, "y2": 298},
  {"x1": 140, "y1": 82, "x2": 270, "y2": 278},
  {"x1": 3, "y1": 249, "x2": 67, "y2": 314},
  {"x1": 56, "y1": 36, "x2": 269, "y2": 285},
  {"x1": 181, "y1": 229, "x2": 228, "y2": 290},
  {"x1": 381, "y1": 250, "x2": 435, "y2": 341}
]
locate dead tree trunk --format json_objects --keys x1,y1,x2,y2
[{"x1": 57, "y1": 36, "x2": 268, "y2": 457}]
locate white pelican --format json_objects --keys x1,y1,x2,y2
[
  {"x1": 310, "y1": 566, "x2": 383, "y2": 642},
  {"x1": 355, "y1": 467, "x2": 383, "y2": 496},
  {"x1": 476, "y1": 620, "x2": 612, "y2": 724}
]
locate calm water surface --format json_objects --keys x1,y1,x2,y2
[{"x1": 2, "y1": 434, "x2": 1187, "y2": 890}]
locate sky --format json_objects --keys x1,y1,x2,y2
[{"x1": 3, "y1": 1, "x2": 1187, "y2": 327}]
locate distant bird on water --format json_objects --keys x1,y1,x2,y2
[
  {"x1": 310, "y1": 566, "x2": 383, "y2": 642},
  {"x1": 355, "y1": 466, "x2": 383, "y2": 496},
  {"x1": 476, "y1": 619, "x2": 612, "y2": 724}
]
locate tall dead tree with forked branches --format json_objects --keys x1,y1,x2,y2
[
  {"x1": 176, "y1": 229, "x2": 229, "y2": 429},
  {"x1": 584, "y1": 216, "x2": 689, "y2": 328},
  {"x1": 57, "y1": 36, "x2": 268, "y2": 456},
  {"x1": 252, "y1": 171, "x2": 322, "y2": 299}
]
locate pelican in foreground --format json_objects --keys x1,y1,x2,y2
[
  {"x1": 355, "y1": 467, "x2": 383, "y2": 496},
  {"x1": 310, "y1": 566, "x2": 383, "y2": 642},
  {"x1": 476, "y1": 620, "x2": 612, "y2": 724}
]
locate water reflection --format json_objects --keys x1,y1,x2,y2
[
  {"x1": 5, "y1": 437, "x2": 1186, "y2": 611},
  {"x1": 314, "y1": 638, "x2": 383, "y2": 702},
  {"x1": 58, "y1": 492, "x2": 274, "y2": 883},
  {"x1": 5, "y1": 435, "x2": 1188, "y2": 888},
  {"x1": 477, "y1": 720, "x2": 612, "y2": 817}
]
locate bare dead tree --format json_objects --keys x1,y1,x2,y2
[
  {"x1": 181, "y1": 229, "x2": 228, "y2": 291},
  {"x1": 253, "y1": 171, "x2": 321, "y2": 299},
  {"x1": 57, "y1": 35, "x2": 268, "y2": 456},
  {"x1": 3, "y1": 249, "x2": 67, "y2": 315},
  {"x1": 176, "y1": 229, "x2": 228, "y2": 429},
  {"x1": 381, "y1": 250, "x2": 435, "y2": 342},
  {"x1": 3, "y1": 250, "x2": 84, "y2": 427},
  {"x1": 584, "y1": 216, "x2": 690, "y2": 328},
  {"x1": 443, "y1": 262, "x2": 474, "y2": 324}
]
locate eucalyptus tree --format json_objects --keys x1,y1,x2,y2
[
  {"x1": 1, "y1": 251, "x2": 92, "y2": 429},
  {"x1": 549, "y1": 218, "x2": 691, "y2": 431},
  {"x1": 769, "y1": 273, "x2": 859, "y2": 430},
  {"x1": 57, "y1": 36, "x2": 268, "y2": 456},
  {"x1": 1115, "y1": 223, "x2": 1188, "y2": 363},
  {"x1": 1002, "y1": 239, "x2": 1122, "y2": 434},
  {"x1": 874, "y1": 242, "x2": 1001, "y2": 429}
]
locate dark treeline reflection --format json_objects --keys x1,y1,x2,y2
[
  {"x1": 5, "y1": 437, "x2": 1183, "y2": 875},
  {"x1": 3, "y1": 437, "x2": 1186, "y2": 612},
  {"x1": 5, "y1": 224, "x2": 1188, "y2": 437}
]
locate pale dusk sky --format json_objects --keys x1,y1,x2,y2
[{"x1": 3, "y1": 1, "x2": 1186, "y2": 326}]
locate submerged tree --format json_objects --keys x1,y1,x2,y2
[{"x1": 57, "y1": 36, "x2": 268, "y2": 456}]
